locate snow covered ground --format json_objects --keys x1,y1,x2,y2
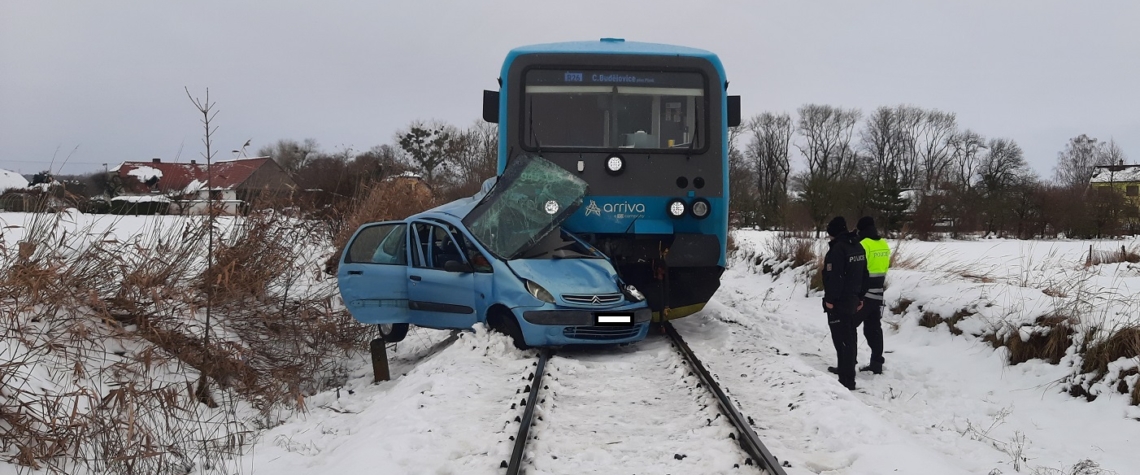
[
  {"x1": 236, "y1": 231, "x2": 1138, "y2": 475},
  {"x1": 3, "y1": 211, "x2": 1138, "y2": 474}
]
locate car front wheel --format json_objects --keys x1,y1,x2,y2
[
  {"x1": 377, "y1": 323, "x2": 409, "y2": 343},
  {"x1": 489, "y1": 308, "x2": 529, "y2": 350}
]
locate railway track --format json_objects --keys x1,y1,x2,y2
[{"x1": 504, "y1": 322, "x2": 788, "y2": 475}]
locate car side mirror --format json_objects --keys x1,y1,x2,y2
[{"x1": 444, "y1": 260, "x2": 473, "y2": 273}]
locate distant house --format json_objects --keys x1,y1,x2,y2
[
  {"x1": 0, "y1": 168, "x2": 28, "y2": 193},
  {"x1": 110, "y1": 157, "x2": 297, "y2": 215},
  {"x1": 1090, "y1": 164, "x2": 1140, "y2": 224}
]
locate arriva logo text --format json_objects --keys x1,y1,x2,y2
[
  {"x1": 604, "y1": 202, "x2": 645, "y2": 213},
  {"x1": 583, "y1": 200, "x2": 645, "y2": 218}
]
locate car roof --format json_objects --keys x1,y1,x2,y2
[{"x1": 409, "y1": 196, "x2": 479, "y2": 222}]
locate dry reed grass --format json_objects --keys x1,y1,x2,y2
[
  {"x1": 1080, "y1": 325, "x2": 1140, "y2": 378},
  {"x1": 0, "y1": 195, "x2": 371, "y2": 472},
  {"x1": 1000, "y1": 315, "x2": 1076, "y2": 366},
  {"x1": 323, "y1": 177, "x2": 437, "y2": 274},
  {"x1": 1084, "y1": 244, "x2": 1140, "y2": 266}
]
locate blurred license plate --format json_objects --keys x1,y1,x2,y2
[{"x1": 595, "y1": 313, "x2": 633, "y2": 326}]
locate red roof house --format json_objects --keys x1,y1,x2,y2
[{"x1": 110, "y1": 157, "x2": 297, "y2": 214}]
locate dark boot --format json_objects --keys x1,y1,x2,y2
[
  {"x1": 859, "y1": 363, "x2": 883, "y2": 374},
  {"x1": 827, "y1": 366, "x2": 839, "y2": 374},
  {"x1": 840, "y1": 378, "x2": 857, "y2": 390}
]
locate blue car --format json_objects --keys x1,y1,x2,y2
[{"x1": 337, "y1": 155, "x2": 651, "y2": 348}]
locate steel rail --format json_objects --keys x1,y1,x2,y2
[
  {"x1": 505, "y1": 348, "x2": 550, "y2": 475},
  {"x1": 664, "y1": 322, "x2": 788, "y2": 475}
]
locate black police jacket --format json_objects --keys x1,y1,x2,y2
[{"x1": 822, "y1": 231, "x2": 869, "y2": 312}]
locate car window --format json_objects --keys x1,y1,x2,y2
[
  {"x1": 412, "y1": 222, "x2": 464, "y2": 270},
  {"x1": 451, "y1": 228, "x2": 493, "y2": 273},
  {"x1": 462, "y1": 155, "x2": 588, "y2": 260},
  {"x1": 346, "y1": 223, "x2": 407, "y2": 265}
]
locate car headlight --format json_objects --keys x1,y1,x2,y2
[
  {"x1": 525, "y1": 280, "x2": 555, "y2": 303},
  {"x1": 624, "y1": 284, "x2": 645, "y2": 302}
]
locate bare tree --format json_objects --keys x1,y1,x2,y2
[
  {"x1": 184, "y1": 87, "x2": 218, "y2": 406},
  {"x1": 1054, "y1": 134, "x2": 1112, "y2": 189},
  {"x1": 796, "y1": 104, "x2": 861, "y2": 180},
  {"x1": 858, "y1": 106, "x2": 906, "y2": 187},
  {"x1": 728, "y1": 125, "x2": 762, "y2": 227},
  {"x1": 978, "y1": 138, "x2": 1035, "y2": 235},
  {"x1": 794, "y1": 104, "x2": 860, "y2": 234},
  {"x1": 745, "y1": 112, "x2": 793, "y2": 228},
  {"x1": 1099, "y1": 137, "x2": 1127, "y2": 166},
  {"x1": 893, "y1": 105, "x2": 924, "y2": 189},
  {"x1": 916, "y1": 109, "x2": 958, "y2": 190},
  {"x1": 258, "y1": 138, "x2": 320, "y2": 173},
  {"x1": 449, "y1": 121, "x2": 498, "y2": 185},
  {"x1": 980, "y1": 138, "x2": 1029, "y2": 191},
  {"x1": 948, "y1": 129, "x2": 986, "y2": 192}
]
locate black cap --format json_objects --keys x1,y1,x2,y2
[
  {"x1": 856, "y1": 216, "x2": 879, "y2": 238},
  {"x1": 826, "y1": 216, "x2": 847, "y2": 237}
]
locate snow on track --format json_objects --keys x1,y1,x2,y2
[
  {"x1": 525, "y1": 336, "x2": 753, "y2": 474},
  {"x1": 245, "y1": 326, "x2": 536, "y2": 475}
]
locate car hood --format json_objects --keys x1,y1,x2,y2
[{"x1": 507, "y1": 258, "x2": 621, "y2": 297}]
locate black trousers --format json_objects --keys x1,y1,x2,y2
[
  {"x1": 856, "y1": 299, "x2": 885, "y2": 365},
  {"x1": 827, "y1": 307, "x2": 858, "y2": 388}
]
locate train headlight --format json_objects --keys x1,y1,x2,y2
[
  {"x1": 667, "y1": 199, "x2": 687, "y2": 218},
  {"x1": 605, "y1": 155, "x2": 624, "y2": 175},
  {"x1": 690, "y1": 198, "x2": 711, "y2": 219}
]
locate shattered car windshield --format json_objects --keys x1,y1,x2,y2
[{"x1": 462, "y1": 155, "x2": 588, "y2": 260}]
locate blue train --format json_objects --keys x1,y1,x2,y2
[{"x1": 483, "y1": 39, "x2": 739, "y2": 320}]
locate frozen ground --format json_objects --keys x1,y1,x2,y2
[
  {"x1": 3, "y1": 212, "x2": 1138, "y2": 474},
  {"x1": 238, "y1": 231, "x2": 1138, "y2": 475}
]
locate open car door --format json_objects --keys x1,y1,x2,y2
[{"x1": 337, "y1": 221, "x2": 411, "y2": 324}]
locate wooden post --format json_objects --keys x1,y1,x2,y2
[{"x1": 370, "y1": 338, "x2": 390, "y2": 382}]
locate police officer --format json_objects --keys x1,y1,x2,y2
[
  {"x1": 856, "y1": 216, "x2": 890, "y2": 374},
  {"x1": 822, "y1": 216, "x2": 868, "y2": 390}
]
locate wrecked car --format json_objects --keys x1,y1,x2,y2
[{"x1": 337, "y1": 155, "x2": 651, "y2": 348}]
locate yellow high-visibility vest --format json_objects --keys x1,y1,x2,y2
[{"x1": 860, "y1": 238, "x2": 891, "y2": 276}]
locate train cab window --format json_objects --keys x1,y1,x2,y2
[
  {"x1": 523, "y1": 69, "x2": 706, "y2": 151},
  {"x1": 346, "y1": 223, "x2": 407, "y2": 265}
]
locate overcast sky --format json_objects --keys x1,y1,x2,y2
[{"x1": 2, "y1": 1, "x2": 1137, "y2": 177}]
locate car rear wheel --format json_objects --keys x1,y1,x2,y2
[{"x1": 377, "y1": 323, "x2": 409, "y2": 343}]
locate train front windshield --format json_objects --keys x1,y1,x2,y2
[{"x1": 523, "y1": 70, "x2": 706, "y2": 150}]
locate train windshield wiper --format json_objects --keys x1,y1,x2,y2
[
  {"x1": 686, "y1": 111, "x2": 700, "y2": 158},
  {"x1": 528, "y1": 100, "x2": 543, "y2": 156}
]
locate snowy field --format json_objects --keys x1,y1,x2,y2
[
  {"x1": 235, "y1": 231, "x2": 1139, "y2": 475},
  {"x1": 2, "y1": 213, "x2": 1139, "y2": 474}
]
